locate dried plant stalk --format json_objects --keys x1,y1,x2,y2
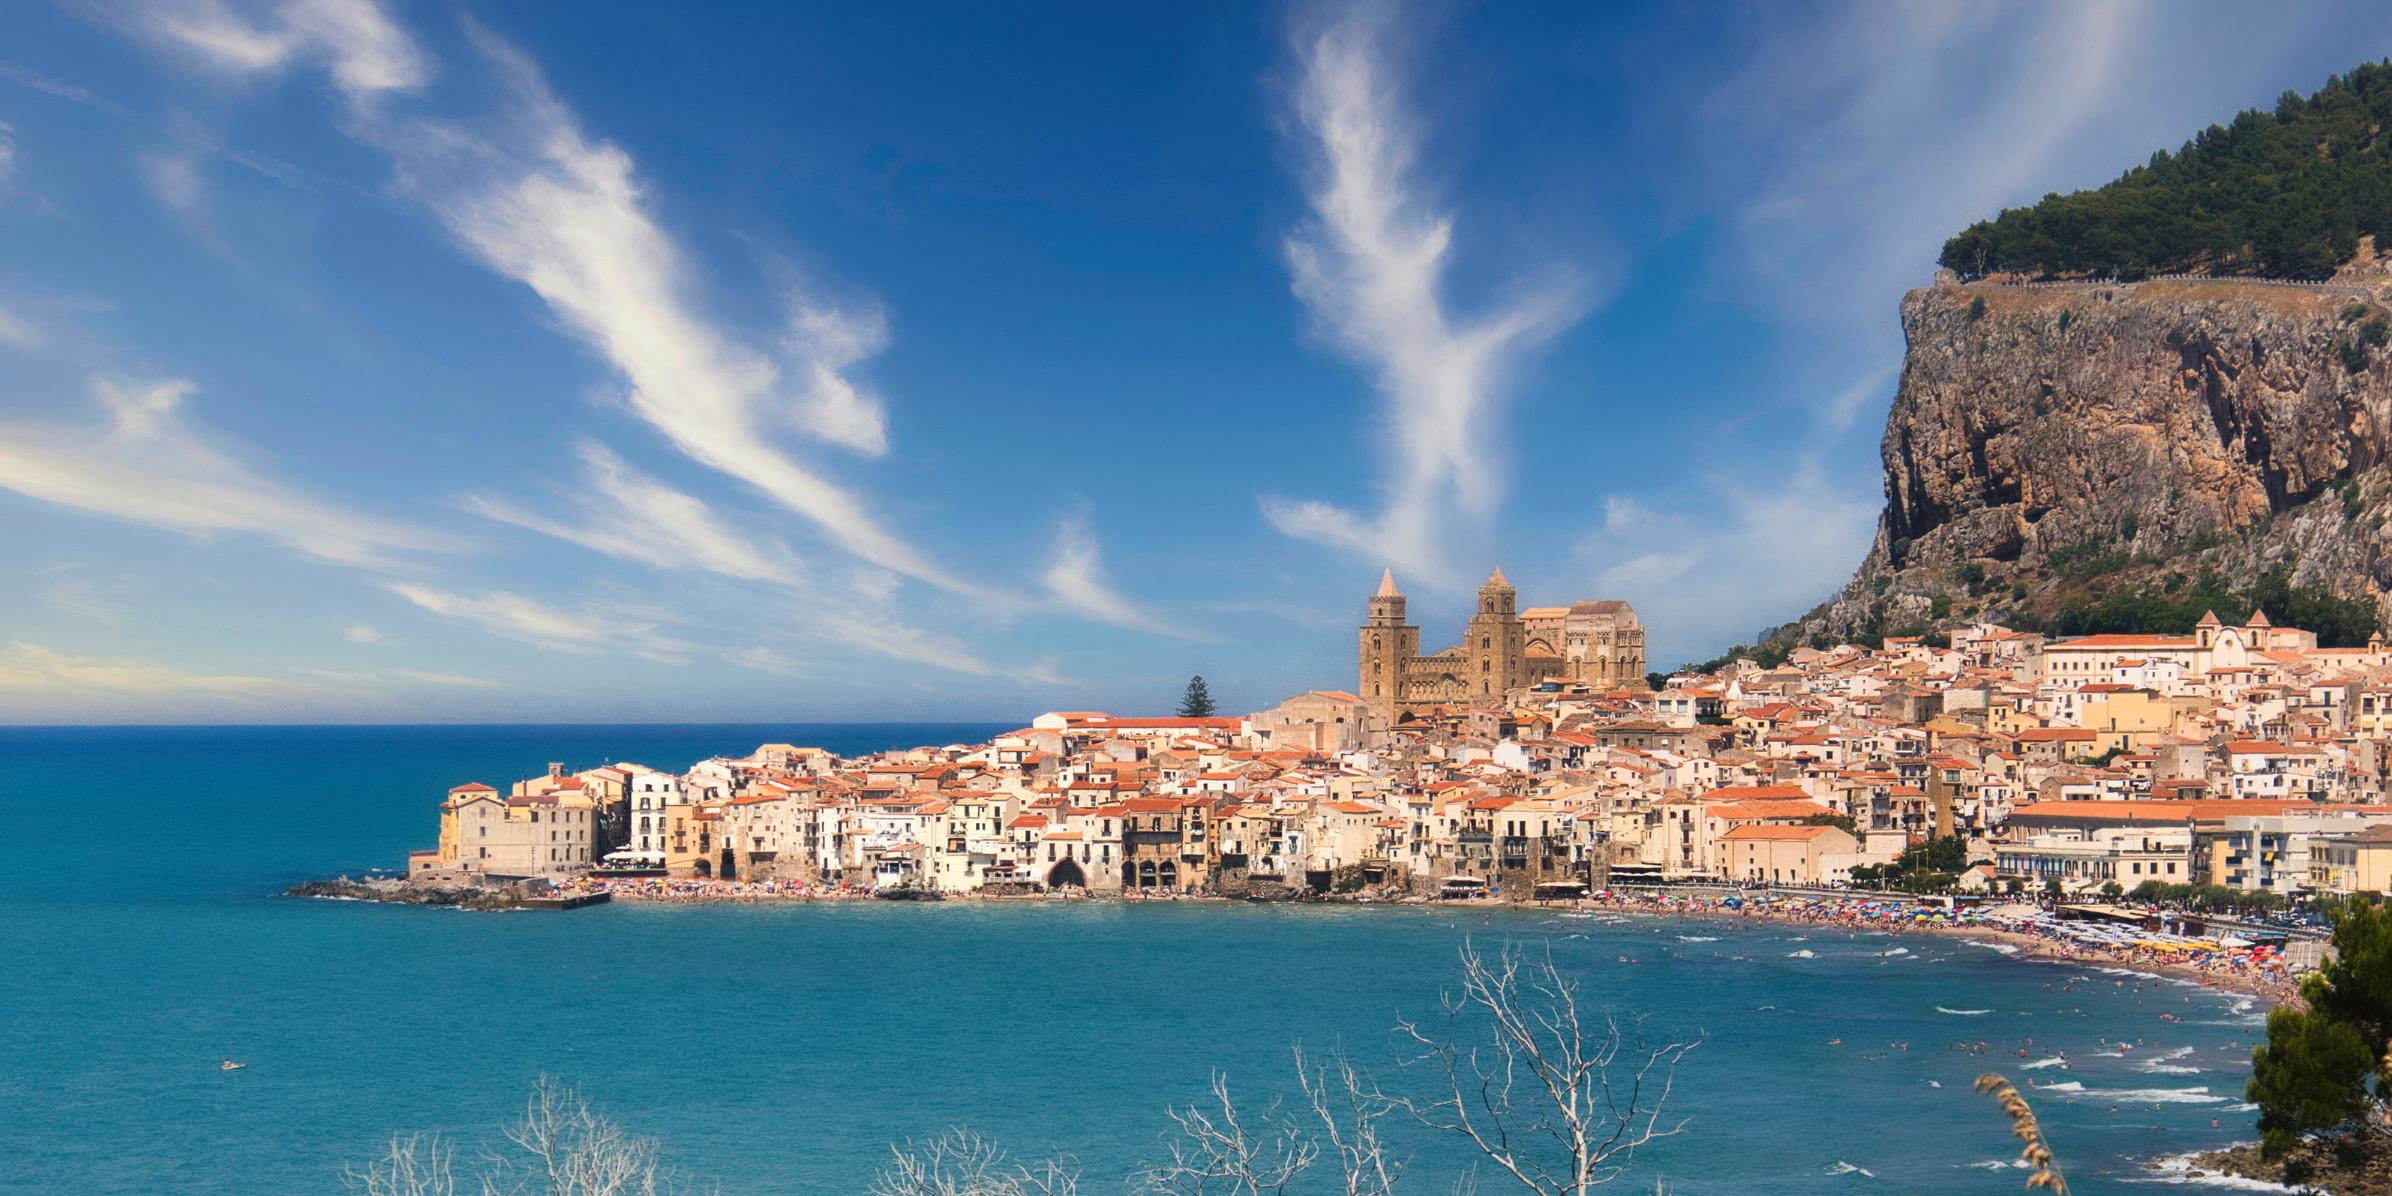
[{"x1": 1973, "y1": 1074, "x2": 2069, "y2": 1194}]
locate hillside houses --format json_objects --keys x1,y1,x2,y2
[{"x1": 408, "y1": 609, "x2": 2392, "y2": 899}]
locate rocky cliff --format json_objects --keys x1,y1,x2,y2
[{"x1": 1809, "y1": 270, "x2": 2392, "y2": 644}]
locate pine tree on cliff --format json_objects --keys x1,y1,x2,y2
[{"x1": 1177, "y1": 675, "x2": 1217, "y2": 718}]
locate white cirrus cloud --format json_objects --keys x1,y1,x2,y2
[
  {"x1": 343, "y1": 624, "x2": 387, "y2": 644},
  {"x1": 136, "y1": 0, "x2": 431, "y2": 99},
  {"x1": 386, "y1": 582, "x2": 690, "y2": 664},
  {"x1": 0, "y1": 641, "x2": 310, "y2": 697},
  {"x1": 1041, "y1": 515, "x2": 1201, "y2": 639},
  {"x1": 0, "y1": 305, "x2": 35, "y2": 347},
  {"x1": 469, "y1": 449, "x2": 1042, "y2": 678},
  {"x1": 134, "y1": 1, "x2": 962, "y2": 594},
  {"x1": 389, "y1": 668, "x2": 500, "y2": 689},
  {"x1": 466, "y1": 441, "x2": 802, "y2": 586},
  {"x1": 1262, "y1": 3, "x2": 1582, "y2": 585},
  {"x1": 0, "y1": 376, "x2": 438, "y2": 569},
  {"x1": 1579, "y1": 465, "x2": 1879, "y2": 667},
  {"x1": 361, "y1": 24, "x2": 965, "y2": 596},
  {"x1": 724, "y1": 646, "x2": 804, "y2": 677}
]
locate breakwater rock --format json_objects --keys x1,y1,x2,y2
[{"x1": 286, "y1": 876, "x2": 544, "y2": 910}]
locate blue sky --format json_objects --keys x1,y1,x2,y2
[{"x1": 3, "y1": 1, "x2": 2390, "y2": 723}]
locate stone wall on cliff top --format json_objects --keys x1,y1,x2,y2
[{"x1": 1810, "y1": 270, "x2": 2392, "y2": 641}]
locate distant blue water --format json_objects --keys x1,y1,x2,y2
[{"x1": 2, "y1": 726, "x2": 2274, "y2": 1194}]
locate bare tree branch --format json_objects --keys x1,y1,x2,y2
[
  {"x1": 1295, "y1": 1047, "x2": 1405, "y2": 1196},
  {"x1": 873, "y1": 1128, "x2": 1079, "y2": 1196},
  {"x1": 1139, "y1": 1072, "x2": 1318, "y2": 1196},
  {"x1": 1382, "y1": 940, "x2": 1702, "y2": 1196},
  {"x1": 346, "y1": 1132, "x2": 457, "y2": 1196}
]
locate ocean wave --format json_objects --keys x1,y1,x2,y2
[
  {"x1": 1876, "y1": 947, "x2": 1910, "y2": 957},
  {"x1": 1963, "y1": 1160, "x2": 2027, "y2": 1171},
  {"x1": 1676, "y1": 935, "x2": 1719, "y2": 943},
  {"x1": 1962, "y1": 939, "x2": 2022, "y2": 954},
  {"x1": 2040, "y1": 1081, "x2": 2226, "y2": 1105},
  {"x1": 1936, "y1": 1006, "x2": 1993, "y2": 1016},
  {"x1": 1788, "y1": 949, "x2": 1818, "y2": 959},
  {"x1": 2021, "y1": 1056, "x2": 2069, "y2": 1070},
  {"x1": 2137, "y1": 1046, "x2": 2204, "y2": 1075},
  {"x1": 1825, "y1": 1161, "x2": 1875, "y2": 1178}
]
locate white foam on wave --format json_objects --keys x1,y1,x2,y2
[
  {"x1": 1937, "y1": 1006, "x2": 1993, "y2": 1016},
  {"x1": 2137, "y1": 1046, "x2": 2204, "y2": 1075},
  {"x1": 2040, "y1": 1081, "x2": 2226, "y2": 1105},
  {"x1": 2021, "y1": 1056, "x2": 2069, "y2": 1071},
  {"x1": 1788, "y1": 949, "x2": 1818, "y2": 959},
  {"x1": 1876, "y1": 947, "x2": 1910, "y2": 957},
  {"x1": 1962, "y1": 938, "x2": 2021, "y2": 955},
  {"x1": 2128, "y1": 1148, "x2": 2299, "y2": 1191},
  {"x1": 1677, "y1": 935, "x2": 1719, "y2": 943},
  {"x1": 1963, "y1": 1159, "x2": 2028, "y2": 1171},
  {"x1": 1825, "y1": 1161, "x2": 1875, "y2": 1178}
]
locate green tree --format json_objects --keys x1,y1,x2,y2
[
  {"x1": 2306, "y1": 900, "x2": 2392, "y2": 1057},
  {"x1": 1176, "y1": 675, "x2": 1218, "y2": 719},
  {"x1": 2248, "y1": 1006, "x2": 2377, "y2": 1158}
]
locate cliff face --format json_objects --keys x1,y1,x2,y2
[{"x1": 1815, "y1": 275, "x2": 2392, "y2": 639}]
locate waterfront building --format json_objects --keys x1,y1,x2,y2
[{"x1": 415, "y1": 781, "x2": 595, "y2": 882}]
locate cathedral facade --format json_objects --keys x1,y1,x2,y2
[{"x1": 1358, "y1": 568, "x2": 1646, "y2": 720}]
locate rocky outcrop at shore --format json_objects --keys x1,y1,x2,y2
[
  {"x1": 2189, "y1": 1132, "x2": 2392, "y2": 1195},
  {"x1": 1804, "y1": 272, "x2": 2392, "y2": 642},
  {"x1": 286, "y1": 877, "x2": 541, "y2": 910}
]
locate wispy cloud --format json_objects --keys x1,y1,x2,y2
[
  {"x1": 386, "y1": 582, "x2": 690, "y2": 664},
  {"x1": 0, "y1": 376, "x2": 437, "y2": 568},
  {"x1": 724, "y1": 645, "x2": 803, "y2": 676},
  {"x1": 466, "y1": 448, "x2": 1015, "y2": 675},
  {"x1": 1579, "y1": 466, "x2": 1878, "y2": 665},
  {"x1": 1263, "y1": 3, "x2": 1581, "y2": 584},
  {"x1": 0, "y1": 305, "x2": 34, "y2": 347},
  {"x1": 1041, "y1": 515, "x2": 1200, "y2": 639},
  {"x1": 134, "y1": 0, "x2": 973, "y2": 598},
  {"x1": 0, "y1": 641, "x2": 310, "y2": 698},
  {"x1": 466, "y1": 441, "x2": 802, "y2": 586},
  {"x1": 135, "y1": 0, "x2": 431, "y2": 99},
  {"x1": 39, "y1": 571, "x2": 137, "y2": 622},
  {"x1": 782, "y1": 300, "x2": 891, "y2": 457},
  {"x1": 389, "y1": 668, "x2": 500, "y2": 689},
  {"x1": 138, "y1": 149, "x2": 230, "y2": 255},
  {"x1": 343, "y1": 624, "x2": 387, "y2": 644}
]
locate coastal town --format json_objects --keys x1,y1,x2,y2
[{"x1": 401, "y1": 569, "x2": 2392, "y2": 919}]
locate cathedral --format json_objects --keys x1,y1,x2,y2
[{"x1": 1358, "y1": 568, "x2": 1647, "y2": 720}]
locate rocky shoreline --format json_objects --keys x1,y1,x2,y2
[
  {"x1": 2182, "y1": 1134, "x2": 2392, "y2": 1195},
  {"x1": 284, "y1": 877, "x2": 598, "y2": 910}
]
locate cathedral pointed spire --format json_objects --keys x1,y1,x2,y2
[
  {"x1": 1376, "y1": 568, "x2": 1400, "y2": 598},
  {"x1": 1485, "y1": 565, "x2": 1511, "y2": 589}
]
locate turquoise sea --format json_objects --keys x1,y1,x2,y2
[{"x1": 2, "y1": 725, "x2": 2278, "y2": 1194}]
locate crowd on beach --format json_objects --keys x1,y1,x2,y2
[
  {"x1": 1564, "y1": 888, "x2": 2307, "y2": 1002},
  {"x1": 542, "y1": 871, "x2": 2309, "y2": 1002}
]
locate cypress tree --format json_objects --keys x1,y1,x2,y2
[{"x1": 1177, "y1": 675, "x2": 1217, "y2": 718}]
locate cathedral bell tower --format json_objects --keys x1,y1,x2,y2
[
  {"x1": 1464, "y1": 566, "x2": 1526, "y2": 701},
  {"x1": 1359, "y1": 569, "x2": 1417, "y2": 722}
]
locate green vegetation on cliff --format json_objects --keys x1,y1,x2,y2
[
  {"x1": 2018, "y1": 565, "x2": 2381, "y2": 648},
  {"x1": 1941, "y1": 61, "x2": 2392, "y2": 280}
]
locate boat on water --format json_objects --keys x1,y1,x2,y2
[{"x1": 219, "y1": 1060, "x2": 246, "y2": 1072}]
